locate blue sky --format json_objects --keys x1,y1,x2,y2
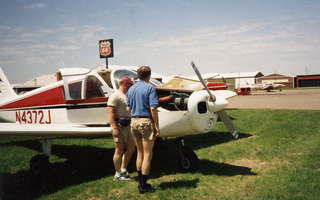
[{"x1": 0, "y1": 0, "x2": 320, "y2": 83}]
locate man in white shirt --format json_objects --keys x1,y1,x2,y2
[{"x1": 107, "y1": 77, "x2": 135, "y2": 180}]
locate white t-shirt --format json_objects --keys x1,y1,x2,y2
[{"x1": 107, "y1": 90, "x2": 130, "y2": 118}]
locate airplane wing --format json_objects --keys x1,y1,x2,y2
[
  {"x1": 0, "y1": 123, "x2": 112, "y2": 137},
  {"x1": 211, "y1": 90, "x2": 237, "y2": 99}
]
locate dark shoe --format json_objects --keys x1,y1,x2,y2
[{"x1": 138, "y1": 184, "x2": 155, "y2": 194}]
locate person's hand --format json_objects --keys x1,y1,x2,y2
[{"x1": 154, "y1": 126, "x2": 160, "y2": 137}]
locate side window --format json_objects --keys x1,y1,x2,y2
[
  {"x1": 85, "y1": 76, "x2": 103, "y2": 99},
  {"x1": 68, "y1": 81, "x2": 82, "y2": 99},
  {"x1": 98, "y1": 71, "x2": 113, "y2": 89}
]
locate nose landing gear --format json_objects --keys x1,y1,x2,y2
[{"x1": 176, "y1": 138, "x2": 199, "y2": 172}]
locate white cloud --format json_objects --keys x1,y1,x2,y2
[
  {"x1": 24, "y1": 3, "x2": 46, "y2": 9},
  {"x1": 24, "y1": 56, "x2": 48, "y2": 64},
  {"x1": 1, "y1": 15, "x2": 319, "y2": 79},
  {"x1": 119, "y1": 19, "x2": 320, "y2": 76},
  {"x1": 0, "y1": 24, "x2": 111, "y2": 70}
]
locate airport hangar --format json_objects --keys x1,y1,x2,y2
[
  {"x1": 206, "y1": 72, "x2": 264, "y2": 90},
  {"x1": 295, "y1": 74, "x2": 320, "y2": 88},
  {"x1": 208, "y1": 72, "x2": 320, "y2": 89},
  {"x1": 256, "y1": 73, "x2": 294, "y2": 88}
]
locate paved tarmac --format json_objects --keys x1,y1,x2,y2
[{"x1": 227, "y1": 88, "x2": 320, "y2": 110}]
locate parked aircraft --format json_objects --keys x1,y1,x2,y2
[
  {"x1": 246, "y1": 82, "x2": 285, "y2": 92},
  {"x1": 0, "y1": 62, "x2": 238, "y2": 172}
]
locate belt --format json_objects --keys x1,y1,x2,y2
[
  {"x1": 132, "y1": 116, "x2": 150, "y2": 118},
  {"x1": 116, "y1": 117, "x2": 131, "y2": 127}
]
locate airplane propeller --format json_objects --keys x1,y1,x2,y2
[
  {"x1": 190, "y1": 61, "x2": 216, "y2": 102},
  {"x1": 190, "y1": 61, "x2": 239, "y2": 139}
]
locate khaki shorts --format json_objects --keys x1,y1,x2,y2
[
  {"x1": 113, "y1": 126, "x2": 133, "y2": 143},
  {"x1": 131, "y1": 118, "x2": 156, "y2": 141}
]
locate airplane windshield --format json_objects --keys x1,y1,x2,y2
[
  {"x1": 113, "y1": 69, "x2": 163, "y2": 89},
  {"x1": 150, "y1": 78, "x2": 163, "y2": 86},
  {"x1": 113, "y1": 70, "x2": 138, "y2": 89}
]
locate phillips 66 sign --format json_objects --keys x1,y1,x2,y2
[{"x1": 99, "y1": 39, "x2": 114, "y2": 58}]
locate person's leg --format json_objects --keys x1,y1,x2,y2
[
  {"x1": 141, "y1": 140, "x2": 155, "y2": 175},
  {"x1": 113, "y1": 141, "x2": 124, "y2": 179},
  {"x1": 137, "y1": 139, "x2": 155, "y2": 192},
  {"x1": 131, "y1": 119, "x2": 144, "y2": 173},
  {"x1": 121, "y1": 137, "x2": 136, "y2": 171},
  {"x1": 137, "y1": 119, "x2": 157, "y2": 192},
  {"x1": 135, "y1": 137, "x2": 144, "y2": 173}
]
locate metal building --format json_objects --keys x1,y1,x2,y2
[
  {"x1": 295, "y1": 74, "x2": 320, "y2": 88},
  {"x1": 256, "y1": 73, "x2": 294, "y2": 88},
  {"x1": 206, "y1": 72, "x2": 264, "y2": 90}
]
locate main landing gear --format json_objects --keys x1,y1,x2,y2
[{"x1": 29, "y1": 139, "x2": 52, "y2": 175}]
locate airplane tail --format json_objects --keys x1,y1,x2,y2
[{"x1": 0, "y1": 68, "x2": 17, "y2": 101}]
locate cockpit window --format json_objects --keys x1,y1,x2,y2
[
  {"x1": 150, "y1": 78, "x2": 163, "y2": 86},
  {"x1": 85, "y1": 76, "x2": 104, "y2": 99},
  {"x1": 68, "y1": 81, "x2": 82, "y2": 99},
  {"x1": 98, "y1": 70, "x2": 113, "y2": 89},
  {"x1": 113, "y1": 69, "x2": 163, "y2": 89}
]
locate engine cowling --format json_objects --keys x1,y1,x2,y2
[{"x1": 187, "y1": 90, "x2": 220, "y2": 133}]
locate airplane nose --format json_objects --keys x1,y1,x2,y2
[{"x1": 189, "y1": 90, "x2": 228, "y2": 113}]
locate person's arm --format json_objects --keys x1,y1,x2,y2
[
  {"x1": 107, "y1": 106, "x2": 120, "y2": 138},
  {"x1": 149, "y1": 86, "x2": 160, "y2": 137},
  {"x1": 107, "y1": 93, "x2": 120, "y2": 138},
  {"x1": 150, "y1": 107, "x2": 160, "y2": 137}
]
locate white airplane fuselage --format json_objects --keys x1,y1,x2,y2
[{"x1": 0, "y1": 67, "x2": 234, "y2": 138}]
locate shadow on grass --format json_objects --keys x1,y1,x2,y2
[
  {"x1": 1, "y1": 140, "x2": 115, "y2": 200},
  {"x1": 150, "y1": 131, "x2": 255, "y2": 178},
  {"x1": 1, "y1": 131, "x2": 253, "y2": 199},
  {"x1": 180, "y1": 131, "x2": 252, "y2": 151},
  {"x1": 158, "y1": 178, "x2": 199, "y2": 190},
  {"x1": 199, "y1": 159, "x2": 257, "y2": 176}
]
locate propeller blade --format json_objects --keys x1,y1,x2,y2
[{"x1": 190, "y1": 61, "x2": 216, "y2": 102}]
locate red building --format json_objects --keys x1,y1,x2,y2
[{"x1": 295, "y1": 74, "x2": 320, "y2": 88}]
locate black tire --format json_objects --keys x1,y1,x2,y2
[
  {"x1": 30, "y1": 154, "x2": 50, "y2": 175},
  {"x1": 178, "y1": 146, "x2": 199, "y2": 172}
]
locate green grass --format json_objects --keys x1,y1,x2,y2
[{"x1": 1, "y1": 109, "x2": 320, "y2": 200}]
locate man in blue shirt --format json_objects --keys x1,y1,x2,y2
[{"x1": 127, "y1": 66, "x2": 159, "y2": 193}]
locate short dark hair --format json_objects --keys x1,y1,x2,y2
[{"x1": 137, "y1": 66, "x2": 151, "y2": 79}]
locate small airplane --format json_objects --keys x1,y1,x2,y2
[
  {"x1": 244, "y1": 82, "x2": 285, "y2": 92},
  {"x1": 0, "y1": 62, "x2": 238, "y2": 172}
]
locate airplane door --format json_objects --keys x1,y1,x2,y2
[{"x1": 64, "y1": 74, "x2": 109, "y2": 125}]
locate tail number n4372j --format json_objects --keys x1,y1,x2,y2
[{"x1": 16, "y1": 110, "x2": 52, "y2": 124}]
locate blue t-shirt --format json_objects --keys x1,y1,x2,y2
[{"x1": 127, "y1": 81, "x2": 159, "y2": 118}]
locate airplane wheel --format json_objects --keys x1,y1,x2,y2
[
  {"x1": 30, "y1": 154, "x2": 50, "y2": 175},
  {"x1": 178, "y1": 146, "x2": 199, "y2": 172}
]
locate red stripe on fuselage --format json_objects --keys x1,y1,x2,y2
[{"x1": 0, "y1": 86, "x2": 66, "y2": 109}]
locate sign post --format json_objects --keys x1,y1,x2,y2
[{"x1": 99, "y1": 39, "x2": 114, "y2": 69}]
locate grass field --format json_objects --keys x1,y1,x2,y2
[{"x1": 1, "y1": 109, "x2": 320, "y2": 200}]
